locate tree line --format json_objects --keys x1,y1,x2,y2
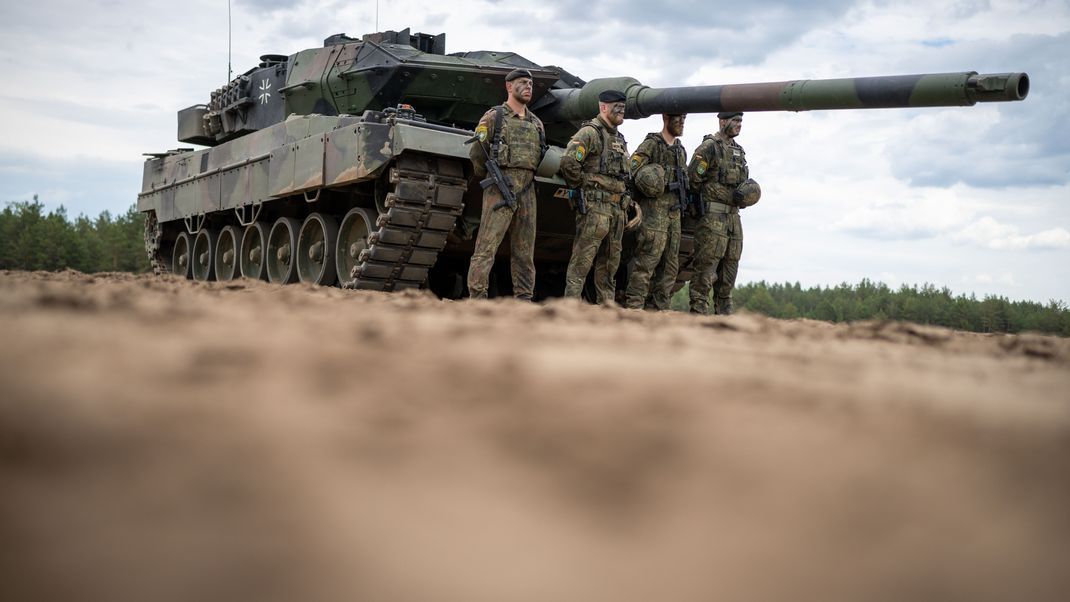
[
  {"x1": 672, "y1": 279, "x2": 1070, "y2": 336},
  {"x1": 4, "y1": 197, "x2": 1068, "y2": 336},
  {"x1": 0, "y1": 198, "x2": 149, "y2": 273}
]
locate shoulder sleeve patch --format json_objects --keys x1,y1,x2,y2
[
  {"x1": 630, "y1": 153, "x2": 646, "y2": 171},
  {"x1": 696, "y1": 159, "x2": 708, "y2": 175},
  {"x1": 575, "y1": 144, "x2": 586, "y2": 162},
  {"x1": 474, "y1": 124, "x2": 488, "y2": 142}
]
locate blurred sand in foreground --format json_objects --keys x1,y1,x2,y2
[{"x1": 1, "y1": 270, "x2": 1068, "y2": 602}]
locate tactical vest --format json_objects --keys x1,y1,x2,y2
[
  {"x1": 642, "y1": 132, "x2": 687, "y2": 188},
  {"x1": 490, "y1": 105, "x2": 546, "y2": 171},
  {"x1": 579, "y1": 119, "x2": 629, "y2": 197},
  {"x1": 704, "y1": 133, "x2": 748, "y2": 186}
]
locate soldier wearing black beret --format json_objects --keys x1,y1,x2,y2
[
  {"x1": 466, "y1": 67, "x2": 546, "y2": 300},
  {"x1": 505, "y1": 68, "x2": 533, "y2": 82},
  {"x1": 557, "y1": 89, "x2": 632, "y2": 304},
  {"x1": 598, "y1": 89, "x2": 627, "y2": 103}
]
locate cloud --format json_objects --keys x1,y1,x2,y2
[
  {"x1": 830, "y1": 191, "x2": 1070, "y2": 252},
  {"x1": 235, "y1": 0, "x2": 306, "y2": 11},
  {"x1": 0, "y1": 151, "x2": 143, "y2": 219},
  {"x1": 921, "y1": 38, "x2": 956, "y2": 48},
  {"x1": 884, "y1": 32, "x2": 1070, "y2": 189},
  {"x1": 831, "y1": 195, "x2": 976, "y2": 240},
  {"x1": 0, "y1": 95, "x2": 166, "y2": 130},
  {"x1": 964, "y1": 272, "x2": 1018, "y2": 288},
  {"x1": 469, "y1": 0, "x2": 859, "y2": 81},
  {"x1": 953, "y1": 217, "x2": 1070, "y2": 250}
]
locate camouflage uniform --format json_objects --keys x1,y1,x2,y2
[
  {"x1": 559, "y1": 116, "x2": 630, "y2": 304},
  {"x1": 625, "y1": 133, "x2": 686, "y2": 310},
  {"x1": 687, "y1": 131, "x2": 748, "y2": 314},
  {"x1": 466, "y1": 104, "x2": 545, "y2": 300}
]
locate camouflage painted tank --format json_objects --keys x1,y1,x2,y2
[{"x1": 138, "y1": 28, "x2": 1029, "y2": 298}]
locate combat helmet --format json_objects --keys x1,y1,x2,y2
[
  {"x1": 634, "y1": 163, "x2": 667, "y2": 198},
  {"x1": 734, "y1": 178, "x2": 762, "y2": 207}
]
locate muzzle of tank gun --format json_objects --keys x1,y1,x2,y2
[{"x1": 966, "y1": 72, "x2": 1029, "y2": 103}]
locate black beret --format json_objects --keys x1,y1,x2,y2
[
  {"x1": 598, "y1": 90, "x2": 627, "y2": 103},
  {"x1": 718, "y1": 111, "x2": 743, "y2": 119},
  {"x1": 505, "y1": 69, "x2": 533, "y2": 82}
]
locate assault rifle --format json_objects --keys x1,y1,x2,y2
[
  {"x1": 464, "y1": 134, "x2": 516, "y2": 211},
  {"x1": 668, "y1": 166, "x2": 705, "y2": 217}
]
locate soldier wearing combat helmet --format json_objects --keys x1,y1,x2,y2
[
  {"x1": 686, "y1": 110, "x2": 760, "y2": 315},
  {"x1": 624, "y1": 113, "x2": 687, "y2": 310},
  {"x1": 466, "y1": 68, "x2": 547, "y2": 300},
  {"x1": 558, "y1": 89, "x2": 631, "y2": 304}
]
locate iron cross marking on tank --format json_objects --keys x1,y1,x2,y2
[{"x1": 258, "y1": 79, "x2": 271, "y2": 104}]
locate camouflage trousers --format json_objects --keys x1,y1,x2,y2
[
  {"x1": 466, "y1": 180, "x2": 537, "y2": 300},
  {"x1": 688, "y1": 210, "x2": 743, "y2": 315},
  {"x1": 624, "y1": 206, "x2": 681, "y2": 310},
  {"x1": 564, "y1": 201, "x2": 625, "y2": 304}
]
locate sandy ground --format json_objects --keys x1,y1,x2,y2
[{"x1": 1, "y1": 270, "x2": 1068, "y2": 602}]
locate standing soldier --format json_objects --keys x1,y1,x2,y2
[
  {"x1": 466, "y1": 68, "x2": 547, "y2": 300},
  {"x1": 558, "y1": 90, "x2": 631, "y2": 304},
  {"x1": 686, "y1": 111, "x2": 761, "y2": 315},
  {"x1": 625, "y1": 113, "x2": 687, "y2": 310}
]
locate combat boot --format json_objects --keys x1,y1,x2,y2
[{"x1": 714, "y1": 297, "x2": 733, "y2": 315}]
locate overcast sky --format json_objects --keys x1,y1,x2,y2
[{"x1": 2, "y1": 0, "x2": 1068, "y2": 303}]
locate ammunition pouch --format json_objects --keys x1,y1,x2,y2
[
  {"x1": 706, "y1": 201, "x2": 739, "y2": 215},
  {"x1": 583, "y1": 188, "x2": 625, "y2": 205}
]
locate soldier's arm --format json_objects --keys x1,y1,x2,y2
[
  {"x1": 468, "y1": 110, "x2": 495, "y2": 179},
  {"x1": 558, "y1": 126, "x2": 597, "y2": 188},
  {"x1": 687, "y1": 141, "x2": 714, "y2": 192},
  {"x1": 533, "y1": 115, "x2": 548, "y2": 155},
  {"x1": 629, "y1": 137, "x2": 655, "y2": 179}
]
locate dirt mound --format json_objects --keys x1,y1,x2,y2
[{"x1": 2, "y1": 270, "x2": 1068, "y2": 602}]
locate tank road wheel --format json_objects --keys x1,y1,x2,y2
[
  {"x1": 173, "y1": 231, "x2": 193, "y2": 279},
  {"x1": 336, "y1": 208, "x2": 378, "y2": 284},
  {"x1": 297, "y1": 213, "x2": 340, "y2": 286},
  {"x1": 240, "y1": 222, "x2": 270, "y2": 281},
  {"x1": 266, "y1": 217, "x2": 301, "y2": 284},
  {"x1": 191, "y1": 229, "x2": 219, "y2": 282},
  {"x1": 214, "y1": 225, "x2": 242, "y2": 282}
]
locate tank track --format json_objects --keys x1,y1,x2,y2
[
  {"x1": 346, "y1": 153, "x2": 467, "y2": 291},
  {"x1": 143, "y1": 211, "x2": 168, "y2": 275}
]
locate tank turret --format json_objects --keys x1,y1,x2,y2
[{"x1": 177, "y1": 29, "x2": 1027, "y2": 148}]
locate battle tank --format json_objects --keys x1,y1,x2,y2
[{"x1": 138, "y1": 28, "x2": 1029, "y2": 298}]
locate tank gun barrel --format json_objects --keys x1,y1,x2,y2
[{"x1": 536, "y1": 72, "x2": 1029, "y2": 122}]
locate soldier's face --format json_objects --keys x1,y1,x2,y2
[
  {"x1": 601, "y1": 102, "x2": 626, "y2": 126},
  {"x1": 507, "y1": 78, "x2": 534, "y2": 104},
  {"x1": 665, "y1": 114, "x2": 686, "y2": 136},
  {"x1": 720, "y1": 116, "x2": 743, "y2": 137}
]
